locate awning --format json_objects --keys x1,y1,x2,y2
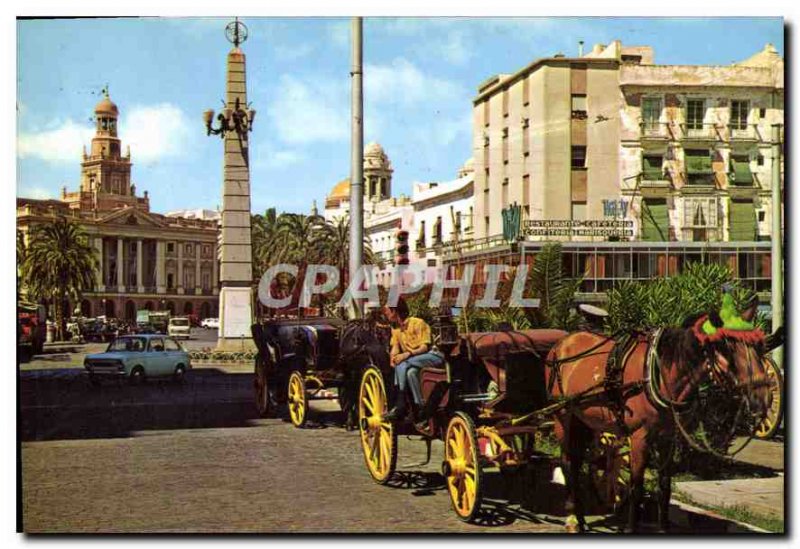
[
  {"x1": 729, "y1": 199, "x2": 756, "y2": 241},
  {"x1": 642, "y1": 156, "x2": 664, "y2": 180},
  {"x1": 685, "y1": 153, "x2": 713, "y2": 175},
  {"x1": 642, "y1": 198, "x2": 669, "y2": 241},
  {"x1": 730, "y1": 157, "x2": 754, "y2": 185}
]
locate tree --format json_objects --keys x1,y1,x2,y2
[
  {"x1": 20, "y1": 217, "x2": 98, "y2": 340},
  {"x1": 314, "y1": 214, "x2": 374, "y2": 300}
]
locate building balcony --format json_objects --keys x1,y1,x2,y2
[
  {"x1": 679, "y1": 123, "x2": 722, "y2": 142},
  {"x1": 727, "y1": 123, "x2": 762, "y2": 142},
  {"x1": 681, "y1": 227, "x2": 723, "y2": 242},
  {"x1": 639, "y1": 122, "x2": 675, "y2": 141}
]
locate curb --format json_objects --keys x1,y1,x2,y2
[{"x1": 670, "y1": 498, "x2": 771, "y2": 533}]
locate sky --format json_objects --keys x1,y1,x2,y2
[{"x1": 16, "y1": 16, "x2": 784, "y2": 216}]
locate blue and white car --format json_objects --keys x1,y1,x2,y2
[{"x1": 84, "y1": 334, "x2": 191, "y2": 385}]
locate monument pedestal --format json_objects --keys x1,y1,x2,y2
[{"x1": 216, "y1": 286, "x2": 256, "y2": 351}]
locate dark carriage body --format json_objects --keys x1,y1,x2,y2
[{"x1": 414, "y1": 328, "x2": 568, "y2": 435}]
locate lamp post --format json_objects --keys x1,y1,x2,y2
[{"x1": 203, "y1": 18, "x2": 256, "y2": 351}]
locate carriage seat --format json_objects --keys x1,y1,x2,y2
[{"x1": 455, "y1": 329, "x2": 568, "y2": 363}]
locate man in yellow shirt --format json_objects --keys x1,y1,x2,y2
[{"x1": 382, "y1": 297, "x2": 444, "y2": 422}]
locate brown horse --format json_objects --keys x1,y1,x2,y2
[{"x1": 546, "y1": 307, "x2": 769, "y2": 533}]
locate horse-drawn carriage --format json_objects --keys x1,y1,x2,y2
[
  {"x1": 252, "y1": 298, "x2": 779, "y2": 532},
  {"x1": 356, "y1": 305, "x2": 777, "y2": 530},
  {"x1": 356, "y1": 325, "x2": 569, "y2": 522},
  {"x1": 251, "y1": 317, "x2": 389, "y2": 428}
]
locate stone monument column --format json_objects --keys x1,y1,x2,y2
[{"x1": 206, "y1": 19, "x2": 255, "y2": 351}]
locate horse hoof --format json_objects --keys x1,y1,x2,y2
[{"x1": 566, "y1": 523, "x2": 581, "y2": 534}]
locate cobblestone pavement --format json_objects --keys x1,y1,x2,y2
[{"x1": 19, "y1": 363, "x2": 759, "y2": 534}]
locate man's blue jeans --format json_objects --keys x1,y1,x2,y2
[{"x1": 394, "y1": 351, "x2": 444, "y2": 410}]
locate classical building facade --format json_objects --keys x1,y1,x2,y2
[
  {"x1": 17, "y1": 93, "x2": 220, "y2": 320},
  {"x1": 321, "y1": 144, "x2": 475, "y2": 287},
  {"x1": 450, "y1": 41, "x2": 783, "y2": 301}
]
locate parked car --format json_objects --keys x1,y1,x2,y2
[
  {"x1": 168, "y1": 317, "x2": 191, "y2": 339},
  {"x1": 201, "y1": 318, "x2": 220, "y2": 329},
  {"x1": 84, "y1": 334, "x2": 190, "y2": 385}
]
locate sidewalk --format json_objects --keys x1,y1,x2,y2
[{"x1": 674, "y1": 439, "x2": 784, "y2": 531}]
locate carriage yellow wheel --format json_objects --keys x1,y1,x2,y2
[
  {"x1": 755, "y1": 356, "x2": 784, "y2": 439},
  {"x1": 358, "y1": 367, "x2": 397, "y2": 484},
  {"x1": 288, "y1": 371, "x2": 308, "y2": 428},
  {"x1": 444, "y1": 412, "x2": 483, "y2": 522}
]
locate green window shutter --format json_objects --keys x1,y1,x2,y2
[
  {"x1": 731, "y1": 158, "x2": 754, "y2": 185},
  {"x1": 729, "y1": 199, "x2": 756, "y2": 241},
  {"x1": 641, "y1": 198, "x2": 669, "y2": 241},
  {"x1": 686, "y1": 153, "x2": 713, "y2": 174},
  {"x1": 643, "y1": 156, "x2": 663, "y2": 180}
]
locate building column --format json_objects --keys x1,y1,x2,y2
[
  {"x1": 195, "y1": 243, "x2": 202, "y2": 295},
  {"x1": 212, "y1": 244, "x2": 219, "y2": 296},
  {"x1": 116, "y1": 238, "x2": 125, "y2": 293},
  {"x1": 177, "y1": 241, "x2": 184, "y2": 295},
  {"x1": 94, "y1": 236, "x2": 105, "y2": 292},
  {"x1": 156, "y1": 240, "x2": 166, "y2": 294},
  {"x1": 136, "y1": 239, "x2": 144, "y2": 293}
]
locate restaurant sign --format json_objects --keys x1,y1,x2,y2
[{"x1": 522, "y1": 219, "x2": 635, "y2": 238}]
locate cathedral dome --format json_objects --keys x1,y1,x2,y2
[
  {"x1": 328, "y1": 178, "x2": 351, "y2": 200},
  {"x1": 95, "y1": 95, "x2": 119, "y2": 116},
  {"x1": 364, "y1": 142, "x2": 385, "y2": 157}
]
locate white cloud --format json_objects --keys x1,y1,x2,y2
[
  {"x1": 327, "y1": 19, "x2": 350, "y2": 49},
  {"x1": 268, "y1": 75, "x2": 349, "y2": 145},
  {"x1": 18, "y1": 120, "x2": 94, "y2": 163},
  {"x1": 365, "y1": 58, "x2": 465, "y2": 106},
  {"x1": 273, "y1": 42, "x2": 314, "y2": 61},
  {"x1": 119, "y1": 103, "x2": 192, "y2": 164},
  {"x1": 19, "y1": 186, "x2": 54, "y2": 200},
  {"x1": 17, "y1": 103, "x2": 191, "y2": 165}
]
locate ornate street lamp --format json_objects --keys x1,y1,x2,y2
[{"x1": 203, "y1": 19, "x2": 256, "y2": 139}]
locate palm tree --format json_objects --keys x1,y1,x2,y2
[
  {"x1": 251, "y1": 207, "x2": 285, "y2": 277},
  {"x1": 20, "y1": 217, "x2": 98, "y2": 340},
  {"x1": 276, "y1": 212, "x2": 328, "y2": 265},
  {"x1": 314, "y1": 214, "x2": 375, "y2": 299}
]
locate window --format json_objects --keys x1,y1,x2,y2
[
  {"x1": 571, "y1": 95, "x2": 587, "y2": 119},
  {"x1": 686, "y1": 99, "x2": 705, "y2": 130},
  {"x1": 571, "y1": 146, "x2": 587, "y2": 169},
  {"x1": 483, "y1": 100, "x2": 490, "y2": 127},
  {"x1": 203, "y1": 244, "x2": 211, "y2": 255},
  {"x1": 427, "y1": 258, "x2": 437, "y2": 267},
  {"x1": 730, "y1": 100, "x2": 749, "y2": 130},
  {"x1": 730, "y1": 155, "x2": 754, "y2": 186},
  {"x1": 502, "y1": 90, "x2": 509, "y2": 118},
  {"x1": 202, "y1": 272, "x2": 211, "y2": 290},
  {"x1": 416, "y1": 221, "x2": 426, "y2": 249},
  {"x1": 433, "y1": 217, "x2": 443, "y2": 245},
  {"x1": 502, "y1": 127, "x2": 509, "y2": 164},
  {"x1": 522, "y1": 118, "x2": 530, "y2": 156},
  {"x1": 164, "y1": 338, "x2": 182, "y2": 351},
  {"x1": 758, "y1": 211, "x2": 766, "y2": 222},
  {"x1": 149, "y1": 338, "x2": 165, "y2": 352},
  {"x1": 522, "y1": 77, "x2": 530, "y2": 106},
  {"x1": 167, "y1": 242, "x2": 175, "y2": 253},
  {"x1": 167, "y1": 273, "x2": 174, "y2": 289},
  {"x1": 483, "y1": 188, "x2": 490, "y2": 215},
  {"x1": 759, "y1": 107, "x2": 767, "y2": 119},
  {"x1": 185, "y1": 244, "x2": 193, "y2": 256},
  {"x1": 642, "y1": 97, "x2": 662, "y2": 131},
  {"x1": 683, "y1": 197, "x2": 719, "y2": 241},
  {"x1": 685, "y1": 149, "x2": 714, "y2": 185},
  {"x1": 522, "y1": 174, "x2": 530, "y2": 207},
  {"x1": 502, "y1": 178, "x2": 509, "y2": 208},
  {"x1": 642, "y1": 155, "x2": 664, "y2": 181},
  {"x1": 484, "y1": 216, "x2": 490, "y2": 235}
]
